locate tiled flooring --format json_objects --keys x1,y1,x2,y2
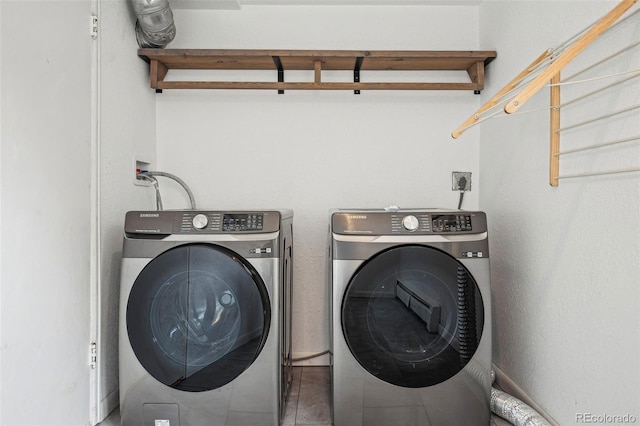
[
  {"x1": 100, "y1": 366, "x2": 509, "y2": 425},
  {"x1": 284, "y1": 367, "x2": 331, "y2": 425}
]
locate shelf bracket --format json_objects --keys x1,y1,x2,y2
[
  {"x1": 150, "y1": 59, "x2": 168, "y2": 94},
  {"x1": 272, "y1": 56, "x2": 284, "y2": 94},
  {"x1": 467, "y1": 61, "x2": 483, "y2": 95},
  {"x1": 354, "y1": 57, "x2": 363, "y2": 95}
]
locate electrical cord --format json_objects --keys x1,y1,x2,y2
[
  {"x1": 457, "y1": 176, "x2": 467, "y2": 210},
  {"x1": 292, "y1": 350, "x2": 330, "y2": 362},
  {"x1": 458, "y1": 192, "x2": 465, "y2": 209}
]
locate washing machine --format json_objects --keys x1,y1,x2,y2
[
  {"x1": 330, "y1": 209, "x2": 492, "y2": 426},
  {"x1": 119, "y1": 209, "x2": 293, "y2": 426}
]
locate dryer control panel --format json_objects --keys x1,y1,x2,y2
[
  {"x1": 430, "y1": 214, "x2": 473, "y2": 232},
  {"x1": 331, "y1": 210, "x2": 487, "y2": 236}
]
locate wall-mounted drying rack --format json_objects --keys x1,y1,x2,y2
[
  {"x1": 137, "y1": 49, "x2": 496, "y2": 94},
  {"x1": 452, "y1": 0, "x2": 640, "y2": 186}
]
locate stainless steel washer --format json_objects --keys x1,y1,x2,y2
[
  {"x1": 119, "y1": 210, "x2": 293, "y2": 426},
  {"x1": 330, "y1": 209, "x2": 492, "y2": 426}
]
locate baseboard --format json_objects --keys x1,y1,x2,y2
[
  {"x1": 98, "y1": 388, "x2": 119, "y2": 423},
  {"x1": 492, "y1": 364, "x2": 560, "y2": 426},
  {"x1": 292, "y1": 351, "x2": 330, "y2": 366}
]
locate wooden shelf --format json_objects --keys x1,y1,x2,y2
[{"x1": 138, "y1": 49, "x2": 496, "y2": 93}]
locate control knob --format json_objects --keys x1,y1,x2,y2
[
  {"x1": 192, "y1": 214, "x2": 208, "y2": 229},
  {"x1": 402, "y1": 215, "x2": 420, "y2": 231}
]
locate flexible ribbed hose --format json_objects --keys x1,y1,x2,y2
[
  {"x1": 140, "y1": 171, "x2": 197, "y2": 210},
  {"x1": 131, "y1": 0, "x2": 176, "y2": 48},
  {"x1": 491, "y1": 388, "x2": 552, "y2": 426}
]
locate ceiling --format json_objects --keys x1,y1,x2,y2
[{"x1": 170, "y1": 0, "x2": 481, "y2": 10}]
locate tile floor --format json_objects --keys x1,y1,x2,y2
[
  {"x1": 99, "y1": 366, "x2": 510, "y2": 425},
  {"x1": 284, "y1": 367, "x2": 331, "y2": 425}
]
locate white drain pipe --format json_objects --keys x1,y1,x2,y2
[{"x1": 131, "y1": 0, "x2": 176, "y2": 48}]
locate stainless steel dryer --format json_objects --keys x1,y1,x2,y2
[
  {"x1": 330, "y1": 209, "x2": 491, "y2": 426},
  {"x1": 119, "y1": 209, "x2": 293, "y2": 426}
]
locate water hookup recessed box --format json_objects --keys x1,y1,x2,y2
[{"x1": 134, "y1": 158, "x2": 152, "y2": 186}]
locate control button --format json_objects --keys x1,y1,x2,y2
[
  {"x1": 402, "y1": 215, "x2": 420, "y2": 231},
  {"x1": 192, "y1": 214, "x2": 209, "y2": 229}
]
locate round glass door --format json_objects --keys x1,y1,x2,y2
[
  {"x1": 341, "y1": 244, "x2": 484, "y2": 388},
  {"x1": 127, "y1": 243, "x2": 270, "y2": 392}
]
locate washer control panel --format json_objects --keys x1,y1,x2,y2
[
  {"x1": 401, "y1": 215, "x2": 420, "y2": 231},
  {"x1": 222, "y1": 213, "x2": 264, "y2": 231},
  {"x1": 332, "y1": 210, "x2": 486, "y2": 236},
  {"x1": 125, "y1": 210, "x2": 279, "y2": 235},
  {"x1": 192, "y1": 213, "x2": 209, "y2": 229},
  {"x1": 181, "y1": 212, "x2": 264, "y2": 232},
  {"x1": 180, "y1": 212, "x2": 223, "y2": 233}
]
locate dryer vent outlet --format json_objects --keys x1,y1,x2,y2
[{"x1": 452, "y1": 172, "x2": 472, "y2": 191}]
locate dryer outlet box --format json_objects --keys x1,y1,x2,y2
[{"x1": 452, "y1": 172, "x2": 472, "y2": 191}]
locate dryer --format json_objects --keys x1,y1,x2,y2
[
  {"x1": 119, "y1": 209, "x2": 293, "y2": 426},
  {"x1": 330, "y1": 209, "x2": 491, "y2": 426}
]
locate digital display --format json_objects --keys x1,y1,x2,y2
[
  {"x1": 223, "y1": 213, "x2": 263, "y2": 231},
  {"x1": 432, "y1": 214, "x2": 472, "y2": 232}
]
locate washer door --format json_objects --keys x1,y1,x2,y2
[
  {"x1": 341, "y1": 244, "x2": 484, "y2": 388},
  {"x1": 127, "y1": 243, "x2": 270, "y2": 392}
]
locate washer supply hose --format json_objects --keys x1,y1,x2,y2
[
  {"x1": 139, "y1": 170, "x2": 197, "y2": 210},
  {"x1": 136, "y1": 174, "x2": 163, "y2": 210}
]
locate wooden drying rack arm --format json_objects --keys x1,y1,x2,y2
[
  {"x1": 451, "y1": 50, "x2": 550, "y2": 139},
  {"x1": 452, "y1": 0, "x2": 638, "y2": 139},
  {"x1": 549, "y1": 73, "x2": 561, "y2": 187},
  {"x1": 505, "y1": 0, "x2": 638, "y2": 114}
]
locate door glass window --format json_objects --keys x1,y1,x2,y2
[
  {"x1": 127, "y1": 243, "x2": 270, "y2": 392},
  {"x1": 342, "y1": 245, "x2": 484, "y2": 388}
]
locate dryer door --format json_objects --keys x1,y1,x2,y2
[
  {"x1": 341, "y1": 244, "x2": 484, "y2": 388},
  {"x1": 127, "y1": 243, "x2": 270, "y2": 392}
]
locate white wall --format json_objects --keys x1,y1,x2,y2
[
  {"x1": 0, "y1": 1, "x2": 93, "y2": 424},
  {"x1": 0, "y1": 3, "x2": 4, "y2": 420},
  {"x1": 479, "y1": 1, "x2": 639, "y2": 424},
  {"x1": 0, "y1": 1, "x2": 156, "y2": 423},
  {"x1": 98, "y1": 0, "x2": 157, "y2": 421},
  {"x1": 154, "y1": 5, "x2": 483, "y2": 362}
]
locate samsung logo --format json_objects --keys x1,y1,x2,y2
[
  {"x1": 139, "y1": 213, "x2": 160, "y2": 218},
  {"x1": 347, "y1": 215, "x2": 367, "y2": 220}
]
